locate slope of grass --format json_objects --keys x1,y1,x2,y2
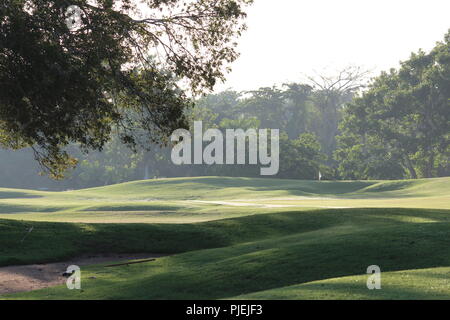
[
  {"x1": 69, "y1": 176, "x2": 450, "y2": 200},
  {"x1": 1, "y1": 176, "x2": 449, "y2": 300},
  {"x1": 2, "y1": 207, "x2": 450, "y2": 299},
  {"x1": 231, "y1": 267, "x2": 450, "y2": 300},
  {"x1": 0, "y1": 176, "x2": 448, "y2": 223}
]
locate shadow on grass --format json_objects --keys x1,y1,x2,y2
[
  {"x1": 2, "y1": 207, "x2": 450, "y2": 299},
  {"x1": 0, "y1": 191, "x2": 43, "y2": 199},
  {"x1": 250, "y1": 279, "x2": 450, "y2": 300}
]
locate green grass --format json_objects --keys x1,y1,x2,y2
[
  {"x1": 0, "y1": 176, "x2": 448, "y2": 223},
  {"x1": 0, "y1": 176, "x2": 449, "y2": 299},
  {"x1": 231, "y1": 267, "x2": 450, "y2": 300},
  {"x1": 2, "y1": 207, "x2": 450, "y2": 299}
]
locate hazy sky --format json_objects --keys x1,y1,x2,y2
[{"x1": 214, "y1": 0, "x2": 450, "y2": 92}]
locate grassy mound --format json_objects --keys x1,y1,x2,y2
[
  {"x1": 2, "y1": 207, "x2": 450, "y2": 299},
  {"x1": 232, "y1": 267, "x2": 450, "y2": 300},
  {"x1": 0, "y1": 177, "x2": 449, "y2": 299},
  {"x1": 0, "y1": 177, "x2": 448, "y2": 223}
]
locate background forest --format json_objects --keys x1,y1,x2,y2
[{"x1": 0, "y1": 32, "x2": 449, "y2": 190}]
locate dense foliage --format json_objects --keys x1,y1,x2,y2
[
  {"x1": 0, "y1": 17, "x2": 448, "y2": 188},
  {"x1": 0, "y1": 81, "x2": 355, "y2": 188},
  {"x1": 336, "y1": 31, "x2": 450, "y2": 179},
  {"x1": 0, "y1": 0, "x2": 252, "y2": 177}
]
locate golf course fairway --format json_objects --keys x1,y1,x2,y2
[{"x1": 0, "y1": 176, "x2": 449, "y2": 299}]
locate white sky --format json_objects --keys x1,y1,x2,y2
[{"x1": 214, "y1": 0, "x2": 450, "y2": 92}]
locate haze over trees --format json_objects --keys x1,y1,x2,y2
[{"x1": 0, "y1": 1, "x2": 448, "y2": 189}]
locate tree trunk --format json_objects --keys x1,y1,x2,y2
[
  {"x1": 425, "y1": 153, "x2": 435, "y2": 178},
  {"x1": 404, "y1": 156, "x2": 418, "y2": 179}
]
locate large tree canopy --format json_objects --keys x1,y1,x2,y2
[
  {"x1": 0, "y1": 0, "x2": 252, "y2": 177},
  {"x1": 336, "y1": 31, "x2": 450, "y2": 179}
]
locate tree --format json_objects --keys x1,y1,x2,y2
[
  {"x1": 238, "y1": 87, "x2": 286, "y2": 130},
  {"x1": 0, "y1": 0, "x2": 252, "y2": 178},
  {"x1": 278, "y1": 132, "x2": 326, "y2": 180},
  {"x1": 306, "y1": 67, "x2": 370, "y2": 159},
  {"x1": 279, "y1": 83, "x2": 314, "y2": 139},
  {"x1": 334, "y1": 132, "x2": 406, "y2": 180},
  {"x1": 336, "y1": 31, "x2": 450, "y2": 179},
  {"x1": 73, "y1": 133, "x2": 142, "y2": 187}
]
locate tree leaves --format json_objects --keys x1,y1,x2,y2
[
  {"x1": 0, "y1": 0, "x2": 252, "y2": 177},
  {"x1": 336, "y1": 30, "x2": 450, "y2": 179}
]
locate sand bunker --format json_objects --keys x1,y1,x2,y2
[{"x1": 0, "y1": 253, "x2": 166, "y2": 295}]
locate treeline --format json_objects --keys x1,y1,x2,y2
[
  {"x1": 336, "y1": 33, "x2": 450, "y2": 179},
  {"x1": 0, "y1": 79, "x2": 359, "y2": 189},
  {"x1": 0, "y1": 32, "x2": 448, "y2": 189}
]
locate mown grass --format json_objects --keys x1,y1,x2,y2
[
  {"x1": 0, "y1": 176, "x2": 448, "y2": 223},
  {"x1": 0, "y1": 176, "x2": 449, "y2": 299},
  {"x1": 2, "y1": 207, "x2": 450, "y2": 299},
  {"x1": 231, "y1": 266, "x2": 450, "y2": 300}
]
